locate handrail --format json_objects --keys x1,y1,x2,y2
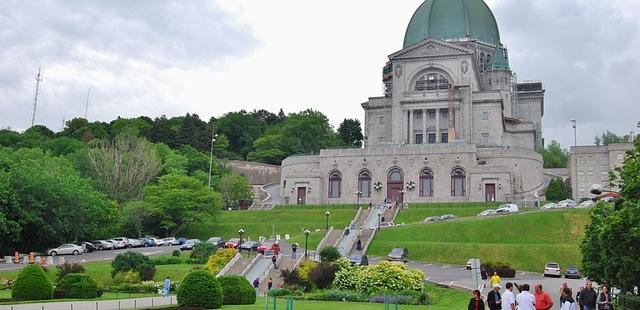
[{"x1": 216, "y1": 252, "x2": 241, "y2": 277}]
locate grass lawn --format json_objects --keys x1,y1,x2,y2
[
  {"x1": 396, "y1": 202, "x2": 541, "y2": 224},
  {"x1": 223, "y1": 300, "x2": 428, "y2": 309},
  {"x1": 185, "y1": 205, "x2": 358, "y2": 249},
  {"x1": 0, "y1": 291, "x2": 157, "y2": 304},
  {"x1": 0, "y1": 261, "x2": 200, "y2": 287},
  {"x1": 369, "y1": 209, "x2": 591, "y2": 272}
]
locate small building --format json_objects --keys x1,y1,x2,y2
[{"x1": 569, "y1": 143, "x2": 634, "y2": 200}]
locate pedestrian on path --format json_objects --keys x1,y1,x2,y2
[
  {"x1": 491, "y1": 271, "x2": 501, "y2": 287},
  {"x1": 253, "y1": 278, "x2": 260, "y2": 296},
  {"x1": 597, "y1": 286, "x2": 613, "y2": 310},
  {"x1": 578, "y1": 282, "x2": 597, "y2": 310},
  {"x1": 515, "y1": 284, "x2": 536, "y2": 310},
  {"x1": 487, "y1": 284, "x2": 502, "y2": 310},
  {"x1": 501, "y1": 282, "x2": 516, "y2": 310},
  {"x1": 291, "y1": 243, "x2": 297, "y2": 259},
  {"x1": 163, "y1": 276, "x2": 170, "y2": 297},
  {"x1": 560, "y1": 287, "x2": 576, "y2": 310},
  {"x1": 559, "y1": 282, "x2": 573, "y2": 303},
  {"x1": 467, "y1": 289, "x2": 485, "y2": 310},
  {"x1": 267, "y1": 277, "x2": 273, "y2": 290},
  {"x1": 356, "y1": 239, "x2": 362, "y2": 251},
  {"x1": 272, "y1": 254, "x2": 278, "y2": 269},
  {"x1": 534, "y1": 284, "x2": 554, "y2": 310},
  {"x1": 576, "y1": 286, "x2": 584, "y2": 310}
]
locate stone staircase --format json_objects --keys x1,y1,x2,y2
[
  {"x1": 221, "y1": 255, "x2": 254, "y2": 276},
  {"x1": 258, "y1": 255, "x2": 301, "y2": 293}
]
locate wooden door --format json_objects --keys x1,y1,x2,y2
[
  {"x1": 485, "y1": 184, "x2": 496, "y2": 202},
  {"x1": 297, "y1": 187, "x2": 306, "y2": 205}
]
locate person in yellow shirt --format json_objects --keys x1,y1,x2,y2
[{"x1": 490, "y1": 271, "x2": 501, "y2": 288}]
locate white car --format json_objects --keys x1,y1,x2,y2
[
  {"x1": 163, "y1": 237, "x2": 180, "y2": 246},
  {"x1": 47, "y1": 244, "x2": 84, "y2": 256},
  {"x1": 477, "y1": 209, "x2": 497, "y2": 217},
  {"x1": 439, "y1": 214, "x2": 456, "y2": 220},
  {"x1": 152, "y1": 238, "x2": 165, "y2": 246},
  {"x1": 108, "y1": 239, "x2": 126, "y2": 249},
  {"x1": 112, "y1": 237, "x2": 129, "y2": 248},
  {"x1": 557, "y1": 199, "x2": 578, "y2": 208},
  {"x1": 541, "y1": 202, "x2": 558, "y2": 210},
  {"x1": 543, "y1": 262, "x2": 561, "y2": 277},
  {"x1": 496, "y1": 204, "x2": 519, "y2": 214},
  {"x1": 577, "y1": 200, "x2": 595, "y2": 208}
]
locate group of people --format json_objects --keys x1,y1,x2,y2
[{"x1": 469, "y1": 277, "x2": 614, "y2": 310}]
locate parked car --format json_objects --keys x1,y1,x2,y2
[
  {"x1": 225, "y1": 238, "x2": 241, "y2": 249},
  {"x1": 466, "y1": 259, "x2": 472, "y2": 270},
  {"x1": 177, "y1": 237, "x2": 188, "y2": 245},
  {"x1": 541, "y1": 203, "x2": 558, "y2": 210},
  {"x1": 143, "y1": 238, "x2": 157, "y2": 247},
  {"x1": 91, "y1": 240, "x2": 114, "y2": 251},
  {"x1": 163, "y1": 237, "x2": 180, "y2": 246},
  {"x1": 108, "y1": 239, "x2": 125, "y2": 249},
  {"x1": 378, "y1": 222, "x2": 395, "y2": 229},
  {"x1": 180, "y1": 239, "x2": 201, "y2": 250},
  {"x1": 423, "y1": 216, "x2": 441, "y2": 223},
  {"x1": 387, "y1": 247, "x2": 408, "y2": 262},
  {"x1": 47, "y1": 244, "x2": 84, "y2": 256},
  {"x1": 439, "y1": 214, "x2": 457, "y2": 220},
  {"x1": 239, "y1": 241, "x2": 259, "y2": 252},
  {"x1": 111, "y1": 237, "x2": 129, "y2": 248},
  {"x1": 543, "y1": 262, "x2": 561, "y2": 277},
  {"x1": 152, "y1": 238, "x2": 165, "y2": 246},
  {"x1": 477, "y1": 209, "x2": 497, "y2": 217},
  {"x1": 256, "y1": 241, "x2": 275, "y2": 253},
  {"x1": 206, "y1": 237, "x2": 225, "y2": 248},
  {"x1": 81, "y1": 242, "x2": 95, "y2": 253},
  {"x1": 496, "y1": 204, "x2": 519, "y2": 214},
  {"x1": 128, "y1": 238, "x2": 143, "y2": 248},
  {"x1": 564, "y1": 266, "x2": 581, "y2": 279},
  {"x1": 558, "y1": 199, "x2": 578, "y2": 208},
  {"x1": 577, "y1": 200, "x2": 595, "y2": 208},
  {"x1": 348, "y1": 254, "x2": 369, "y2": 266}
]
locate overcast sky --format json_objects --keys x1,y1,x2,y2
[{"x1": 1, "y1": 0, "x2": 639, "y2": 149}]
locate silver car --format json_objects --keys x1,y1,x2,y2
[
  {"x1": 48, "y1": 244, "x2": 84, "y2": 256},
  {"x1": 163, "y1": 237, "x2": 180, "y2": 246}
]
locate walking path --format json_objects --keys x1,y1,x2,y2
[
  {"x1": 0, "y1": 296, "x2": 175, "y2": 310},
  {"x1": 220, "y1": 254, "x2": 253, "y2": 277}
]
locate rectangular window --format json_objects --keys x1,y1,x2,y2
[
  {"x1": 428, "y1": 133, "x2": 436, "y2": 144},
  {"x1": 481, "y1": 133, "x2": 489, "y2": 145},
  {"x1": 379, "y1": 116, "x2": 384, "y2": 125},
  {"x1": 453, "y1": 178, "x2": 464, "y2": 196},
  {"x1": 428, "y1": 110, "x2": 436, "y2": 119},
  {"x1": 415, "y1": 133, "x2": 423, "y2": 144},
  {"x1": 360, "y1": 180, "x2": 370, "y2": 198},
  {"x1": 441, "y1": 132, "x2": 449, "y2": 143},
  {"x1": 482, "y1": 111, "x2": 489, "y2": 120},
  {"x1": 440, "y1": 110, "x2": 449, "y2": 120},
  {"x1": 421, "y1": 179, "x2": 433, "y2": 197},
  {"x1": 415, "y1": 110, "x2": 422, "y2": 119}
]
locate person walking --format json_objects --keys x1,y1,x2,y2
[
  {"x1": 481, "y1": 267, "x2": 489, "y2": 288},
  {"x1": 253, "y1": 278, "x2": 260, "y2": 296},
  {"x1": 501, "y1": 282, "x2": 516, "y2": 310},
  {"x1": 491, "y1": 271, "x2": 501, "y2": 288},
  {"x1": 576, "y1": 286, "x2": 584, "y2": 310},
  {"x1": 468, "y1": 290, "x2": 486, "y2": 310},
  {"x1": 579, "y1": 282, "x2": 597, "y2": 310},
  {"x1": 559, "y1": 282, "x2": 573, "y2": 303},
  {"x1": 597, "y1": 286, "x2": 614, "y2": 310},
  {"x1": 163, "y1": 276, "x2": 170, "y2": 297},
  {"x1": 487, "y1": 284, "x2": 502, "y2": 310},
  {"x1": 267, "y1": 277, "x2": 273, "y2": 290},
  {"x1": 272, "y1": 254, "x2": 278, "y2": 269},
  {"x1": 291, "y1": 243, "x2": 297, "y2": 259},
  {"x1": 534, "y1": 284, "x2": 554, "y2": 310},
  {"x1": 560, "y1": 287, "x2": 577, "y2": 310},
  {"x1": 356, "y1": 239, "x2": 362, "y2": 251},
  {"x1": 515, "y1": 284, "x2": 536, "y2": 310}
]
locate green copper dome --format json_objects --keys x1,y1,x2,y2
[{"x1": 403, "y1": 0, "x2": 501, "y2": 48}]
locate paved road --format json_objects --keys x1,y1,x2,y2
[
  {"x1": 0, "y1": 246, "x2": 180, "y2": 271},
  {"x1": 370, "y1": 257, "x2": 587, "y2": 310},
  {"x1": 0, "y1": 296, "x2": 175, "y2": 310}
]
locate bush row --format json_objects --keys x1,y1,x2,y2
[
  {"x1": 269, "y1": 289, "x2": 428, "y2": 305},
  {"x1": 203, "y1": 249, "x2": 237, "y2": 274},
  {"x1": 150, "y1": 256, "x2": 206, "y2": 265}
]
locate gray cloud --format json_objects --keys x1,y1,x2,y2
[{"x1": 0, "y1": 0, "x2": 259, "y2": 131}]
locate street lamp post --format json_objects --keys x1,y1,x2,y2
[
  {"x1": 325, "y1": 211, "x2": 331, "y2": 230},
  {"x1": 399, "y1": 190, "x2": 406, "y2": 207},
  {"x1": 377, "y1": 211, "x2": 382, "y2": 230},
  {"x1": 238, "y1": 228, "x2": 245, "y2": 250},
  {"x1": 571, "y1": 119, "x2": 577, "y2": 146},
  {"x1": 356, "y1": 191, "x2": 362, "y2": 208},
  {"x1": 304, "y1": 229, "x2": 310, "y2": 258},
  {"x1": 207, "y1": 127, "x2": 219, "y2": 189}
]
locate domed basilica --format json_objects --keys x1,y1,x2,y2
[{"x1": 280, "y1": 0, "x2": 545, "y2": 205}]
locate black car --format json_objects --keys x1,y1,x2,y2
[
  {"x1": 207, "y1": 237, "x2": 225, "y2": 248},
  {"x1": 348, "y1": 254, "x2": 369, "y2": 266},
  {"x1": 239, "y1": 241, "x2": 259, "y2": 252},
  {"x1": 564, "y1": 266, "x2": 581, "y2": 279},
  {"x1": 387, "y1": 247, "x2": 408, "y2": 262},
  {"x1": 81, "y1": 242, "x2": 95, "y2": 253}
]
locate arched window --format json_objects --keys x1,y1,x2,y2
[
  {"x1": 415, "y1": 73, "x2": 449, "y2": 91},
  {"x1": 328, "y1": 171, "x2": 342, "y2": 198},
  {"x1": 358, "y1": 170, "x2": 371, "y2": 198},
  {"x1": 388, "y1": 169, "x2": 403, "y2": 182},
  {"x1": 451, "y1": 168, "x2": 466, "y2": 196},
  {"x1": 419, "y1": 169, "x2": 434, "y2": 197}
]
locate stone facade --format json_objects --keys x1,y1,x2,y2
[{"x1": 569, "y1": 143, "x2": 633, "y2": 200}]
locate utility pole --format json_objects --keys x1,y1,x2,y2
[
  {"x1": 31, "y1": 67, "x2": 43, "y2": 127},
  {"x1": 207, "y1": 126, "x2": 218, "y2": 189},
  {"x1": 84, "y1": 88, "x2": 91, "y2": 119}
]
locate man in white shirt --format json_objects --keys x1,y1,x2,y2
[
  {"x1": 502, "y1": 282, "x2": 516, "y2": 310},
  {"x1": 515, "y1": 283, "x2": 536, "y2": 310}
]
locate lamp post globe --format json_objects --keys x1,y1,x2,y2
[
  {"x1": 325, "y1": 211, "x2": 331, "y2": 230},
  {"x1": 303, "y1": 229, "x2": 311, "y2": 258},
  {"x1": 377, "y1": 211, "x2": 382, "y2": 230},
  {"x1": 238, "y1": 228, "x2": 245, "y2": 248}
]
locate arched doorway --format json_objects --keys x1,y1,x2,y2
[{"x1": 387, "y1": 168, "x2": 404, "y2": 203}]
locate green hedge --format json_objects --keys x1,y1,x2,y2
[
  {"x1": 150, "y1": 256, "x2": 205, "y2": 265},
  {"x1": 218, "y1": 275, "x2": 256, "y2": 305},
  {"x1": 11, "y1": 264, "x2": 54, "y2": 301},
  {"x1": 111, "y1": 252, "x2": 156, "y2": 281},
  {"x1": 57, "y1": 273, "x2": 98, "y2": 298},
  {"x1": 177, "y1": 270, "x2": 223, "y2": 309}
]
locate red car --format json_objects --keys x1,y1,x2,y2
[
  {"x1": 224, "y1": 238, "x2": 241, "y2": 248},
  {"x1": 257, "y1": 241, "x2": 280, "y2": 254}
]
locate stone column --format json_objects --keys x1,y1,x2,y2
[
  {"x1": 435, "y1": 109, "x2": 440, "y2": 143},
  {"x1": 408, "y1": 110, "x2": 414, "y2": 144}
]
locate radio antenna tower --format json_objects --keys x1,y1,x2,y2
[
  {"x1": 31, "y1": 67, "x2": 43, "y2": 127},
  {"x1": 84, "y1": 88, "x2": 91, "y2": 119}
]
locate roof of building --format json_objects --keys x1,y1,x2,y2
[
  {"x1": 489, "y1": 45, "x2": 509, "y2": 70},
  {"x1": 403, "y1": 0, "x2": 501, "y2": 48}
]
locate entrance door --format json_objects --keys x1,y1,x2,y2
[
  {"x1": 297, "y1": 187, "x2": 306, "y2": 205},
  {"x1": 485, "y1": 184, "x2": 496, "y2": 202},
  {"x1": 386, "y1": 169, "x2": 404, "y2": 203}
]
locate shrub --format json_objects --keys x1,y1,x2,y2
[
  {"x1": 268, "y1": 288, "x2": 303, "y2": 297},
  {"x1": 280, "y1": 268, "x2": 304, "y2": 287},
  {"x1": 108, "y1": 281, "x2": 157, "y2": 294},
  {"x1": 319, "y1": 246, "x2": 340, "y2": 263},
  {"x1": 55, "y1": 262, "x2": 85, "y2": 283},
  {"x1": 172, "y1": 250, "x2": 182, "y2": 257},
  {"x1": 177, "y1": 270, "x2": 223, "y2": 309},
  {"x1": 113, "y1": 270, "x2": 142, "y2": 285},
  {"x1": 111, "y1": 251, "x2": 156, "y2": 281},
  {"x1": 204, "y1": 249, "x2": 237, "y2": 274},
  {"x1": 369, "y1": 290, "x2": 427, "y2": 305},
  {"x1": 218, "y1": 275, "x2": 256, "y2": 305},
  {"x1": 313, "y1": 290, "x2": 368, "y2": 302},
  {"x1": 334, "y1": 261, "x2": 424, "y2": 294},
  {"x1": 308, "y1": 263, "x2": 338, "y2": 289},
  {"x1": 298, "y1": 260, "x2": 318, "y2": 281},
  {"x1": 11, "y1": 264, "x2": 54, "y2": 300},
  {"x1": 58, "y1": 273, "x2": 98, "y2": 298},
  {"x1": 190, "y1": 242, "x2": 217, "y2": 259}
]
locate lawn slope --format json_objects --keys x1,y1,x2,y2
[{"x1": 369, "y1": 209, "x2": 590, "y2": 272}]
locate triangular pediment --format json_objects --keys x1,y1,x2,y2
[{"x1": 389, "y1": 38, "x2": 474, "y2": 60}]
